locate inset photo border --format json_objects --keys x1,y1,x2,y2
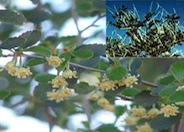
[{"x1": 106, "y1": 0, "x2": 184, "y2": 57}]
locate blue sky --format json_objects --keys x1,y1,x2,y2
[{"x1": 107, "y1": 0, "x2": 184, "y2": 36}]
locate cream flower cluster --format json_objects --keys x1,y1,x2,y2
[
  {"x1": 5, "y1": 61, "x2": 32, "y2": 78},
  {"x1": 125, "y1": 105, "x2": 160, "y2": 126},
  {"x1": 98, "y1": 74, "x2": 138, "y2": 91},
  {"x1": 136, "y1": 123, "x2": 153, "y2": 132},
  {"x1": 97, "y1": 98, "x2": 114, "y2": 112},
  {"x1": 160, "y1": 104, "x2": 179, "y2": 117},
  {"x1": 47, "y1": 88, "x2": 72, "y2": 103},
  {"x1": 117, "y1": 74, "x2": 138, "y2": 88},
  {"x1": 46, "y1": 59, "x2": 77, "y2": 103},
  {"x1": 46, "y1": 56, "x2": 65, "y2": 68}
]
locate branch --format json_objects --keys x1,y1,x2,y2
[
  {"x1": 82, "y1": 95, "x2": 92, "y2": 128},
  {"x1": 1, "y1": 54, "x2": 159, "y2": 88},
  {"x1": 45, "y1": 106, "x2": 55, "y2": 132}
]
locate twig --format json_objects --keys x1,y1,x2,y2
[
  {"x1": 71, "y1": 0, "x2": 83, "y2": 44},
  {"x1": 141, "y1": 80, "x2": 158, "y2": 88},
  {"x1": 116, "y1": 95, "x2": 134, "y2": 101},
  {"x1": 69, "y1": 62, "x2": 106, "y2": 73},
  {"x1": 81, "y1": 14, "x2": 106, "y2": 33}
]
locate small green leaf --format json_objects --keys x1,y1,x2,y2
[
  {"x1": 159, "y1": 85, "x2": 177, "y2": 97},
  {"x1": 122, "y1": 87, "x2": 141, "y2": 97},
  {"x1": 0, "y1": 38, "x2": 26, "y2": 49},
  {"x1": 0, "y1": 90, "x2": 10, "y2": 100},
  {"x1": 115, "y1": 106, "x2": 126, "y2": 117},
  {"x1": 169, "y1": 90, "x2": 184, "y2": 102},
  {"x1": 72, "y1": 49, "x2": 93, "y2": 59},
  {"x1": 33, "y1": 83, "x2": 52, "y2": 101},
  {"x1": 25, "y1": 46, "x2": 51, "y2": 56},
  {"x1": 130, "y1": 58, "x2": 141, "y2": 72},
  {"x1": 150, "y1": 114, "x2": 181, "y2": 131},
  {"x1": 0, "y1": 10, "x2": 25, "y2": 25},
  {"x1": 106, "y1": 66, "x2": 127, "y2": 81},
  {"x1": 170, "y1": 61, "x2": 184, "y2": 83},
  {"x1": 85, "y1": 44, "x2": 106, "y2": 57},
  {"x1": 157, "y1": 75, "x2": 175, "y2": 85},
  {"x1": 20, "y1": 30, "x2": 41, "y2": 48},
  {"x1": 82, "y1": 121, "x2": 90, "y2": 129},
  {"x1": 35, "y1": 73, "x2": 56, "y2": 83},
  {"x1": 96, "y1": 124, "x2": 118, "y2": 132},
  {"x1": 26, "y1": 58, "x2": 46, "y2": 66},
  {"x1": 135, "y1": 91, "x2": 158, "y2": 107},
  {"x1": 58, "y1": 52, "x2": 71, "y2": 71},
  {"x1": 74, "y1": 82, "x2": 95, "y2": 94},
  {"x1": 22, "y1": 10, "x2": 49, "y2": 25}
]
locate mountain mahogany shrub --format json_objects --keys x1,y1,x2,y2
[{"x1": 0, "y1": 1, "x2": 184, "y2": 132}]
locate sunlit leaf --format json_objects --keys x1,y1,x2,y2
[{"x1": 106, "y1": 66, "x2": 127, "y2": 80}]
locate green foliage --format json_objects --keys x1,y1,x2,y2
[
  {"x1": 0, "y1": 90, "x2": 10, "y2": 100},
  {"x1": 25, "y1": 46, "x2": 51, "y2": 56},
  {"x1": 115, "y1": 106, "x2": 126, "y2": 117},
  {"x1": 150, "y1": 114, "x2": 181, "y2": 131},
  {"x1": 74, "y1": 82, "x2": 95, "y2": 94},
  {"x1": 134, "y1": 91, "x2": 158, "y2": 107},
  {"x1": 72, "y1": 48, "x2": 93, "y2": 59},
  {"x1": 96, "y1": 124, "x2": 118, "y2": 132},
  {"x1": 0, "y1": 37, "x2": 26, "y2": 49},
  {"x1": 169, "y1": 91, "x2": 184, "y2": 102},
  {"x1": 26, "y1": 58, "x2": 46, "y2": 67},
  {"x1": 0, "y1": 10, "x2": 25, "y2": 25},
  {"x1": 20, "y1": 30, "x2": 41, "y2": 48},
  {"x1": 170, "y1": 61, "x2": 184, "y2": 83},
  {"x1": 106, "y1": 66, "x2": 127, "y2": 80},
  {"x1": 159, "y1": 85, "x2": 177, "y2": 97},
  {"x1": 35, "y1": 73, "x2": 56, "y2": 84},
  {"x1": 157, "y1": 75, "x2": 175, "y2": 85},
  {"x1": 122, "y1": 87, "x2": 141, "y2": 97}
]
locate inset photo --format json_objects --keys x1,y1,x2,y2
[{"x1": 106, "y1": 0, "x2": 184, "y2": 57}]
